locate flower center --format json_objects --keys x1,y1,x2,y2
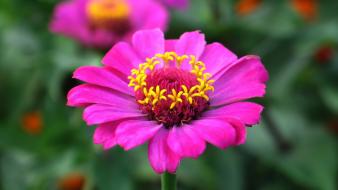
[
  {"x1": 128, "y1": 52, "x2": 215, "y2": 128},
  {"x1": 86, "y1": 0, "x2": 130, "y2": 32}
]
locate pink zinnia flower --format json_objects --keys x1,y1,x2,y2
[
  {"x1": 50, "y1": 0, "x2": 168, "y2": 49},
  {"x1": 67, "y1": 29, "x2": 268, "y2": 173}
]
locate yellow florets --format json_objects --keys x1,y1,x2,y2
[
  {"x1": 87, "y1": 0, "x2": 129, "y2": 27},
  {"x1": 128, "y1": 52, "x2": 215, "y2": 110}
]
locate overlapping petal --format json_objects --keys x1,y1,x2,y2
[
  {"x1": 175, "y1": 31, "x2": 206, "y2": 59},
  {"x1": 164, "y1": 40, "x2": 177, "y2": 52},
  {"x1": 191, "y1": 118, "x2": 239, "y2": 149},
  {"x1": 67, "y1": 84, "x2": 136, "y2": 107},
  {"x1": 102, "y1": 42, "x2": 142, "y2": 77},
  {"x1": 200, "y1": 42, "x2": 238, "y2": 81},
  {"x1": 83, "y1": 104, "x2": 145, "y2": 125},
  {"x1": 148, "y1": 129, "x2": 180, "y2": 174},
  {"x1": 93, "y1": 122, "x2": 120, "y2": 150},
  {"x1": 167, "y1": 125, "x2": 206, "y2": 158},
  {"x1": 116, "y1": 120, "x2": 162, "y2": 150},
  {"x1": 132, "y1": 28, "x2": 165, "y2": 60},
  {"x1": 175, "y1": 31, "x2": 206, "y2": 70},
  {"x1": 211, "y1": 55, "x2": 268, "y2": 106},
  {"x1": 203, "y1": 102, "x2": 263, "y2": 125},
  {"x1": 73, "y1": 66, "x2": 133, "y2": 95}
]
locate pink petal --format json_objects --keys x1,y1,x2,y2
[
  {"x1": 83, "y1": 104, "x2": 145, "y2": 125},
  {"x1": 175, "y1": 31, "x2": 206, "y2": 70},
  {"x1": 115, "y1": 120, "x2": 162, "y2": 150},
  {"x1": 93, "y1": 122, "x2": 119, "y2": 150},
  {"x1": 167, "y1": 125, "x2": 206, "y2": 158},
  {"x1": 73, "y1": 66, "x2": 133, "y2": 96},
  {"x1": 132, "y1": 28, "x2": 165, "y2": 60},
  {"x1": 211, "y1": 55, "x2": 268, "y2": 106},
  {"x1": 175, "y1": 31, "x2": 205, "y2": 57},
  {"x1": 225, "y1": 118, "x2": 247, "y2": 145},
  {"x1": 203, "y1": 102, "x2": 263, "y2": 125},
  {"x1": 148, "y1": 128, "x2": 180, "y2": 174},
  {"x1": 129, "y1": 0, "x2": 169, "y2": 31},
  {"x1": 200, "y1": 43, "x2": 238, "y2": 81},
  {"x1": 165, "y1": 39, "x2": 177, "y2": 52},
  {"x1": 49, "y1": 0, "x2": 90, "y2": 45},
  {"x1": 88, "y1": 29, "x2": 116, "y2": 49},
  {"x1": 191, "y1": 118, "x2": 243, "y2": 149},
  {"x1": 67, "y1": 84, "x2": 135, "y2": 107},
  {"x1": 164, "y1": 0, "x2": 189, "y2": 9},
  {"x1": 102, "y1": 42, "x2": 142, "y2": 77}
]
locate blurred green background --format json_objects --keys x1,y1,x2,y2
[{"x1": 0, "y1": 0, "x2": 338, "y2": 189}]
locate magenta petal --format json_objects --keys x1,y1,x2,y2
[
  {"x1": 164, "y1": 0, "x2": 189, "y2": 9},
  {"x1": 129, "y1": 0, "x2": 169, "y2": 31},
  {"x1": 132, "y1": 28, "x2": 165, "y2": 59},
  {"x1": 175, "y1": 31, "x2": 206, "y2": 70},
  {"x1": 73, "y1": 66, "x2": 133, "y2": 96},
  {"x1": 211, "y1": 55, "x2": 268, "y2": 106},
  {"x1": 175, "y1": 31, "x2": 206, "y2": 58},
  {"x1": 148, "y1": 128, "x2": 180, "y2": 174},
  {"x1": 115, "y1": 120, "x2": 162, "y2": 150},
  {"x1": 165, "y1": 40, "x2": 177, "y2": 52},
  {"x1": 83, "y1": 104, "x2": 145, "y2": 125},
  {"x1": 192, "y1": 119, "x2": 238, "y2": 149},
  {"x1": 89, "y1": 29, "x2": 117, "y2": 49},
  {"x1": 225, "y1": 118, "x2": 247, "y2": 145},
  {"x1": 200, "y1": 43, "x2": 238, "y2": 81},
  {"x1": 67, "y1": 84, "x2": 135, "y2": 107},
  {"x1": 102, "y1": 42, "x2": 142, "y2": 77},
  {"x1": 94, "y1": 122, "x2": 119, "y2": 150},
  {"x1": 167, "y1": 125, "x2": 206, "y2": 158},
  {"x1": 204, "y1": 102, "x2": 263, "y2": 125},
  {"x1": 49, "y1": 0, "x2": 90, "y2": 46}
]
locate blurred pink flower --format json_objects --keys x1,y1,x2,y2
[
  {"x1": 50, "y1": 0, "x2": 168, "y2": 49},
  {"x1": 67, "y1": 29, "x2": 268, "y2": 174},
  {"x1": 160, "y1": 0, "x2": 189, "y2": 9}
]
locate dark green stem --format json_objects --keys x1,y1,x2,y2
[{"x1": 161, "y1": 172, "x2": 176, "y2": 190}]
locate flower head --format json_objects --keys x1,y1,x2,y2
[
  {"x1": 50, "y1": 0, "x2": 168, "y2": 49},
  {"x1": 67, "y1": 29, "x2": 268, "y2": 173}
]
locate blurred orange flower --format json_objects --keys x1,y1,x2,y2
[
  {"x1": 291, "y1": 0, "x2": 317, "y2": 21},
  {"x1": 22, "y1": 111, "x2": 43, "y2": 135},
  {"x1": 236, "y1": 0, "x2": 262, "y2": 16},
  {"x1": 58, "y1": 173, "x2": 85, "y2": 190}
]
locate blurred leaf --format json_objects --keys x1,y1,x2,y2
[
  {"x1": 321, "y1": 87, "x2": 338, "y2": 114},
  {"x1": 179, "y1": 155, "x2": 216, "y2": 190},
  {"x1": 0, "y1": 150, "x2": 33, "y2": 190},
  {"x1": 93, "y1": 149, "x2": 134, "y2": 190},
  {"x1": 211, "y1": 149, "x2": 244, "y2": 190},
  {"x1": 245, "y1": 106, "x2": 338, "y2": 190}
]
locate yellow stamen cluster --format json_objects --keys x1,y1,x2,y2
[
  {"x1": 128, "y1": 52, "x2": 215, "y2": 109},
  {"x1": 87, "y1": 0, "x2": 129, "y2": 26}
]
